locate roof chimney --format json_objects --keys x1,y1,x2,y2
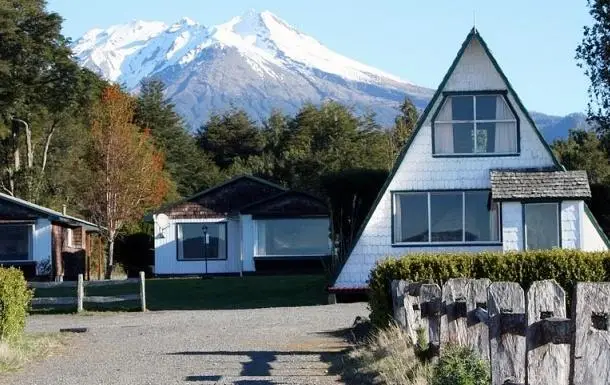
[{"x1": 62, "y1": 204, "x2": 67, "y2": 216}]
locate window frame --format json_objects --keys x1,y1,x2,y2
[
  {"x1": 431, "y1": 90, "x2": 520, "y2": 157},
  {"x1": 253, "y1": 217, "x2": 332, "y2": 258},
  {"x1": 0, "y1": 223, "x2": 33, "y2": 262},
  {"x1": 391, "y1": 189, "x2": 502, "y2": 247},
  {"x1": 523, "y1": 202, "x2": 561, "y2": 250},
  {"x1": 175, "y1": 221, "x2": 228, "y2": 261}
]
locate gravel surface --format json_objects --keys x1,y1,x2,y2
[{"x1": 1, "y1": 303, "x2": 367, "y2": 385}]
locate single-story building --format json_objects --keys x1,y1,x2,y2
[
  {"x1": 0, "y1": 192, "x2": 99, "y2": 279},
  {"x1": 151, "y1": 175, "x2": 332, "y2": 275}
]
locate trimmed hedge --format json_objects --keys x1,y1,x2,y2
[
  {"x1": 0, "y1": 268, "x2": 33, "y2": 340},
  {"x1": 369, "y1": 250, "x2": 610, "y2": 327}
]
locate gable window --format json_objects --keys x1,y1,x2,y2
[
  {"x1": 393, "y1": 191, "x2": 499, "y2": 244},
  {"x1": 433, "y1": 94, "x2": 518, "y2": 155},
  {"x1": 177, "y1": 222, "x2": 227, "y2": 260},
  {"x1": 524, "y1": 203, "x2": 559, "y2": 250},
  {"x1": 0, "y1": 225, "x2": 32, "y2": 261}
]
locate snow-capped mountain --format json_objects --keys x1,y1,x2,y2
[{"x1": 73, "y1": 10, "x2": 585, "y2": 138}]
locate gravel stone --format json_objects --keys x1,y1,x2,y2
[{"x1": 1, "y1": 303, "x2": 367, "y2": 385}]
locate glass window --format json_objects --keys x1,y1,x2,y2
[
  {"x1": 177, "y1": 222, "x2": 227, "y2": 260},
  {"x1": 525, "y1": 203, "x2": 559, "y2": 250},
  {"x1": 465, "y1": 191, "x2": 499, "y2": 241},
  {"x1": 433, "y1": 94, "x2": 517, "y2": 155},
  {"x1": 256, "y1": 218, "x2": 330, "y2": 256},
  {"x1": 394, "y1": 193, "x2": 429, "y2": 242},
  {"x1": 393, "y1": 191, "x2": 499, "y2": 244},
  {"x1": 0, "y1": 225, "x2": 31, "y2": 261},
  {"x1": 430, "y1": 192, "x2": 463, "y2": 242}
]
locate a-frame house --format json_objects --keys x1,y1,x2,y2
[{"x1": 332, "y1": 28, "x2": 609, "y2": 291}]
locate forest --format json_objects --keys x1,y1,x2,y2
[{"x1": 3, "y1": 0, "x2": 610, "y2": 276}]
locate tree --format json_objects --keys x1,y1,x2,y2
[
  {"x1": 390, "y1": 97, "x2": 419, "y2": 158},
  {"x1": 135, "y1": 79, "x2": 220, "y2": 197},
  {"x1": 83, "y1": 86, "x2": 170, "y2": 278},
  {"x1": 0, "y1": 0, "x2": 81, "y2": 199},
  {"x1": 552, "y1": 129, "x2": 610, "y2": 184},
  {"x1": 197, "y1": 109, "x2": 264, "y2": 169},
  {"x1": 577, "y1": 0, "x2": 610, "y2": 136}
]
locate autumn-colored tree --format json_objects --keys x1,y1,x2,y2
[{"x1": 84, "y1": 86, "x2": 169, "y2": 278}]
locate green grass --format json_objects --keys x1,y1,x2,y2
[
  {"x1": 0, "y1": 333, "x2": 66, "y2": 373},
  {"x1": 31, "y1": 274, "x2": 328, "y2": 313}
]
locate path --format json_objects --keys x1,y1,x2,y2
[{"x1": 1, "y1": 303, "x2": 367, "y2": 385}]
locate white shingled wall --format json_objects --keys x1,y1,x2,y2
[
  {"x1": 561, "y1": 201, "x2": 581, "y2": 249},
  {"x1": 582, "y1": 206, "x2": 609, "y2": 251},
  {"x1": 501, "y1": 202, "x2": 522, "y2": 251},
  {"x1": 333, "y1": 37, "x2": 556, "y2": 289}
]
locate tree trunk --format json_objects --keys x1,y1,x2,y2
[{"x1": 105, "y1": 238, "x2": 115, "y2": 280}]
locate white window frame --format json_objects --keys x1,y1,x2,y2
[
  {"x1": 65, "y1": 228, "x2": 74, "y2": 248},
  {"x1": 523, "y1": 202, "x2": 560, "y2": 250},
  {"x1": 392, "y1": 190, "x2": 501, "y2": 246},
  {"x1": 433, "y1": 94, "x2": 518, "y2": 155}
]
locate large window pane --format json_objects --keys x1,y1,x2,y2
[
  {"x1": 394, "y1": 193, "x2": 428, "y2": 242},
  {"x1": 451, "y1": 96, "x2": 474, "y2": 120},
  {"x1": 177, "y1": 223, "x2": 227, "y2": 260},
  {"x1": 465, "y1": 191, "x2": 499, "y2": 241},
  {"x1": 0, "y1": 225, "x2": 30, "y2": 261},
  {"x1": 430, "y1": 192, "x2": 463, "y2": 242},
  {"x1": 453, "y1": 123, "x2": 474, "y2": 153},
  {"x1": 525, "y1": 203, "x2": 559, "y2": 250},
  {"x1": 256, "y1": 218, "x2": 330, "y2": 256},
  {"x1": 475, "y1": 95, "x2": 497, "y2": 120},
  {"x1": 476, "y1": 122, "x2": 496, "y2": 153}
]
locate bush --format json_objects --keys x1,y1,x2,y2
[
  {"x1": 431, "y1": 345, "x2": 489, "y2": 385},
  {"x1": 0, "y1": 268, "x2": 33, "y2": 341},
  {"x1": 368, "y1": 250, "x2": 610, "y2": 327}
]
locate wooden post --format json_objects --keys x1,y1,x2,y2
[
  {"x1": 420, "y1": 283, "x2": 442, "y2": 356},
  {"x1": 441, "y1": 278, "x2": 470, "y2": 348},
  {"x1": 488, "y1": 282, "x2": 526, "y2": 385},
  {"x1": 404, "y1": 282, "x2": 423, "y2": 344},
  {"x1": 466, "y1": 278, "x2": 491, "y2": 361},
  {"x1": 526, "y1": 280, "x2": 569, "y2": 385},
  {"x1": 572, "y1": 282, "x2": 610, "y2": 385},
  {"x1": 77, "y1": 274, "x2": 84, "y2": 313},
  {"x1": 327, "y1": 293, "x2": 337, "y2": 305},
  {"x1": 139, "y1": 271, "x2": 146, "y2": 312},
  {"x1": 390, "y1": 280, "x2": 408, "y2": 328}
]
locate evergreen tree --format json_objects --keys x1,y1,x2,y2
[
  {"x1": 553, "y1": 129, "x2": 610, "y2": 184},
  {"x1": 390, "y1": 96, "x2": 419, "y2": 158},
  {"x1": 135, "y1": 79, "x2": 220, "y2": 197}
]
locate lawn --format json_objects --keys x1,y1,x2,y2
[{"x1": 31, "y1": 274, "x2": 328, "y2": 313}]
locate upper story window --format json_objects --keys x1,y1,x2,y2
[{"x1": 433, "y1": 93, "x2": 518, "y2": 155}]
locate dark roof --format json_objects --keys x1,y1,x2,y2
[
  {"x1": 332, "y1": 28, "x2": 564, "y2": 287},
  {"x1": 159, "y1": 175, "x2": 287, "y2": 219},
  {"x1": 490, "y1": 170, "x2": 591, "y2": 200},
  {"x1": 239, "y1": 191, "x2": 329, "y2": 217},
  {"x1": 0, "y1": 192, "x2": 99, "y2": 231}
]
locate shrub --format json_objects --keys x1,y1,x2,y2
[
  {"x1": 431, "y1": 345, "x2": 489, "y2": 385},
  {"x1": 368, "y1": 250, "x2": 610, "y2": 327},
  {"x1": 0, "y1": 268, "x2": 33, "y2": 341}
]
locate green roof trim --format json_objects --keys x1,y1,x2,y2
[
  {"x1": 584, "y1": 203, "x2": 610, "y2": 249},
  {"x1": 333, "y1": 28, "x2": 563, "y2": 286}
]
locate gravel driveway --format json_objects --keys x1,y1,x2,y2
[{"x1": 1, "y1": 303, "x2": 367, "y2": 385}]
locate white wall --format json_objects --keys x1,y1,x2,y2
[
  {"x1": 333, "y1": 37, "x2": 557, "y2": 289},
  {"x1": 501, "y1": 202, "x2": 522, "y2": 251},
  {"x1": 561, "y1": 201, "x2": 581, "y2": 249},
  {"x1": 154, "y1": 218, "x2": 242, "y2": 274},
  {"x1": 32, "y1": 219, "x2": 52, "y2": 274},
  {"x1": 582, "y1": 206, "x2": 609, "y2": 251},
  {"x1": 240, "y1": 215, "x2": 255, "y2": 272}
]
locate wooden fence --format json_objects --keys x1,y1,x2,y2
[
  {"x1": 390, "y1": 278, "x2": 610, "y2": 385},
  {"x1": 31, "y1": 271, "x2": 146, "y2": 312}
]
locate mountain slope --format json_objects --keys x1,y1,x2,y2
[{"x1": 73, "y1": 10, "x2": 585, "y2": 139}]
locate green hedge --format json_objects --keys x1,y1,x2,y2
[
  {"x1": 368, "y1": 250, "x2": 610, "y2": 327},
  {"x1": 0, "y1": 268, "x2": 33, "y2": 340}
]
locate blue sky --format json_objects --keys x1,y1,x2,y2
[{"x1": 48, "y1": 0, "x2": 591, "y2": 116}]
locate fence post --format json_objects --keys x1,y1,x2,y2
[
  {"x1": 466, "y1": 278, "x2": 491, "y2": 361},
  {"x1": 488, "y1": 282, "x2": 526, "y2": 385},
  {"x1": 139, "y1": 271, "x2": 146, "y2": 312},
  {"x1": 77, "y1": 274, "x2": 84, "y2": 313},
  {"x1": 441, "y1": 278, "x2": 470, "y2": 349},
  {"x1": 404, "y1": 282, "x2": 423, "y2": 344},
  {"x1": 526, "y1": 280, "x2": 569, "y2": 385},
  {"x1": 390, "y1": 280, "x2": 409, "y2": 328},
  {"x1": 420, "y1": 283, "x2": 442, "y2": 356},
  {"x1": 572, "y1": 282, "x2": 610, "y2": 385}
]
